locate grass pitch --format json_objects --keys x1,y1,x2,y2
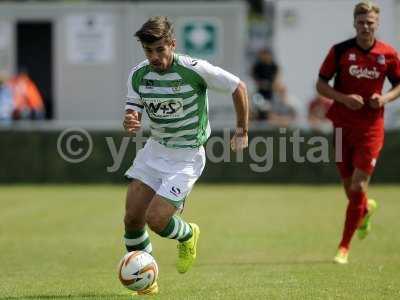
[{"x1": 0, "y1": 184, "x2": 399, "y2": 300}]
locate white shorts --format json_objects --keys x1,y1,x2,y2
[{"x1": 125, "y1": 138, "x2": 206, "y2": 207}]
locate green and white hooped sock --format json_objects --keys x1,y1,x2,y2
[
  {"x1": 124, "y1": 228, "x2": 152, "y2": 253},
  {"x1": 158, "y1": 215, "x2": 193, "y2": 242}
]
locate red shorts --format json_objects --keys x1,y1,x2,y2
[{"x1": 334, "y1": 126, "x2": 384, "y2": 179}]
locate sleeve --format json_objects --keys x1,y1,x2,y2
[
  {"x1": 125, "y1": 69, "x2": 144, "y2": 113},
  {"x1": 387, "y1": 51, "x2": 400, "y2": 87},
  {"x1": 319, "y1": 46, "x2": 337, "y2": 82},
  {"x1": 194, "y1": 59, "x2": 240, "y2": 93}
]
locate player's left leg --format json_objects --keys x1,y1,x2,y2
[
  {"x1": 357, "y1": 197, "x2": 377, "y2": 240},
  {"x1": 145, "y1": 195, "x2": 199, "y2": 273},
  {"x1": 142, "y1": 142, "x2": 205, "y2": 274},
  {"x1": 334, "y1": 127, "x2": 383, "y2": 264},
  {"x1": 352, "y1": 129, "x2": 383, "y2": 242},
  {"x1": 151, "y1": 147, "x2": 205, "y2": 273},
  {"x1": 335, "y1": 169, "x2": 370, "y2": 264}
]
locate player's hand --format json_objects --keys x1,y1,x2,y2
[
  {"x1": 369, "y1": 93, "x2": 386, "y2": 109},
  {"x1": 343, "y1": 94, "x2": 364, "y2": 110},
  {"x1": 230, "y1": 128, "x2": 248, "y2": 152},
  {"x1": 123, "y1": 111, "x2": 141, "y2": 133}
]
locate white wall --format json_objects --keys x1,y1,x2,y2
[{"x1": 0, "y1": 2, "x2": 246, "y2": 129}]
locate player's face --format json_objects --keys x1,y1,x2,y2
[
  {"x1": 354, "y1": 12, "x2": 379, "y2": 41},
  {"x1": 142, "y1": 38, "x2": 176, "y2": 71}
]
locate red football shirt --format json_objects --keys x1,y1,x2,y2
[{"x1": 319, "y1": 38, "x2": 400, "y2": 129}]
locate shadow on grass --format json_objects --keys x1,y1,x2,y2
[
  {"x1": 0, "y1": 294, "x2": 132, "y2": 300},
  {"x1": 197, "y1": 259, "x2": 333, "y2": 267}
]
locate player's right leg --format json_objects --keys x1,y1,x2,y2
[
  {"x1": 123, "y1": 179, "x2": 159, "y2": 296},
  {"x1": 124, "y1": 179, "x2": 155, "y2": 253},
  {"x1": 124, "y1": 142, "x2": 162, "y2": 255},
  {"x1": 334, "y1": 126, "x2": 355, "y2": 264},
  {"x1": 334, "y1": 177, "x2": 351, "y2": 264}
]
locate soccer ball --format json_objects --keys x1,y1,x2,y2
[{"x1": 118, "y1": 251, "x2": 159, "y2": 292}]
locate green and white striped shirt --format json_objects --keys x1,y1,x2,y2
[{"x1": 125, "y1": 53, "x2": 240, "y2": 148}]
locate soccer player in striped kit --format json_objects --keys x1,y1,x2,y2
[
  {"x1": 316, "y1": 1, "x2": 400, "y2": 264},
  {"x1": 122, "y1": 16, "x2": 249, "y2": 294}
]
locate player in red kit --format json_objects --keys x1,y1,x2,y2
[{"x1": 316, "y1": 1, "x2": 400, "y2": 264}]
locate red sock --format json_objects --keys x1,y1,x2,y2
[{"x1": 339, "y1": 190, "x2": 368, "y2": 249}]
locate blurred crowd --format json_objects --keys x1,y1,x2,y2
[
  {"x1": 246, "y1": 0, "x2": 333, "y2": 131},
  {"x1": 249, "y1": 48, "x2": 333, "y2": 131},
  {"x1": 0, "y1": 69, "x2": 45, "y2": 125}
]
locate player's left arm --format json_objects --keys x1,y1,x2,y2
[
  {"x1": 189, "y1": 58, "x2": 249, "y2": 151},
  {"x1": 231, "y1": 81, "x2": 249, "y2": 152},
  {"x1": 370, "y1": 84, "x2": 400, "y2": 109},
  {"x1": 370, "y1": 51, "x2": 400, "y2": 109}
]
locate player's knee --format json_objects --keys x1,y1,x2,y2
[{"x1": 349, "y1": 180, "x2": 367, "y2": 193}]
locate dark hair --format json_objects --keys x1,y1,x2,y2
[{"x1": 135, "y1": 16, "x2": 174, "y2": 44}]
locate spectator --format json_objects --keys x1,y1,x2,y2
[
  {"x1": 9, "y1": 69, "x2": 45, "y2": 120},
  {"x1": 251, "y1": 48, "x2": 296, "y2": 127},
  {"x1": 0, "y1": 72, "x2": 13, "y2": 125}
]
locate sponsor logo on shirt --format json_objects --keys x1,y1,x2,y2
[
  {"x1": 348, "y1": 53, "x2": 356, "y2": 61},
  {"x1": 143, "y1": 98, "x2": 184, "y2": 119},
  {"x1": 377, "y1": 54, "x2": 385, "y2": 65},
  {"x1": 172, "y1": 82, "x2": 181, "y2": 92},
  {"x1": 349, "y1": 65, "x2": 380, "y2": 79}
]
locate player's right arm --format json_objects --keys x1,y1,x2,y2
[
  {"x1": 316, "y1": 79, "x2": 364, "y2": 110},
  {"x1": 123, "y1": 66, "x2": 145, "y2": 133},
  {"x1": 123, "y1": 110, "x2": 142, "y2": 133},
  {"x1": 316, "y1": 46, "x2": 364, "y2": 110}
]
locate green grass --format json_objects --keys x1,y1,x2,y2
[{"x1": 0, "y1": 184, "x2": 400, "y2": 299}]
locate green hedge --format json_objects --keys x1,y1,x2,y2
[{"x1": 0, "y1": 129, "x2": 398, "y2": 183}]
